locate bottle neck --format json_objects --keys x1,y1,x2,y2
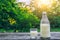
[
  {"x1": 42, "y1": 13, "x2": 48, "y2": 19},
  {"x1": 41, "y1": 12, "x2": 49, "y2": 24}
]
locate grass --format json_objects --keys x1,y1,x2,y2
[
  {"x1": 51, "y1": 28, "x2": 60, "y2": 32},
  {"x1": 0, "y1": 28, "x2": 60, "y2": 32}
]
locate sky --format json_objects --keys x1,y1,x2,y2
[{"x1": 17, "y1": 0, "x2": 30, "y2": 5}]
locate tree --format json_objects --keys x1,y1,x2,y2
[{"x1": 0, "y1": 0, "x2": 40, "y2": 32}]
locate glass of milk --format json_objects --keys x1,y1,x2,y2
[{"x1": 30, "y1": 28, "x2": 38, "y2": 39}]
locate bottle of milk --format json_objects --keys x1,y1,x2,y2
[{"x1": 40, "y1": 12, "x2": 50, "y2": 38}]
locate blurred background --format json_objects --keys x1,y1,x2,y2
[{"x1": 0, "y1": 0, "x2": 60, "y2": 32}]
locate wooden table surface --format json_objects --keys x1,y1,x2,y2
[{"x1": 0, "y1": 32, "x2": 60, "y2": 40}]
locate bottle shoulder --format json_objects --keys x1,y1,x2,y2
[{"x1": 41, "y1": 19, "x2": 50, "y2": 24}]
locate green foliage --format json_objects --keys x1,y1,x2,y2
[
  {"x1": 14, "y1": 7, "x2": 40, "y2": 32},
  {"x1": 0, "y1": 0, "x2": 40, "y2": 32},
  {"x1": 51, "y1": 16, "x2": 60, "y2": 28},
  {"x1": 0, "y1": 0, "x2": 17, "y2": 32},
  {"x1": 48, "y1": 13, "x2": 60, "y2": 28}
]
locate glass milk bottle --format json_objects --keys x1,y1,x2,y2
[{"x1": 40, "y1": 12, "x2": 50, "y2": 39}]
